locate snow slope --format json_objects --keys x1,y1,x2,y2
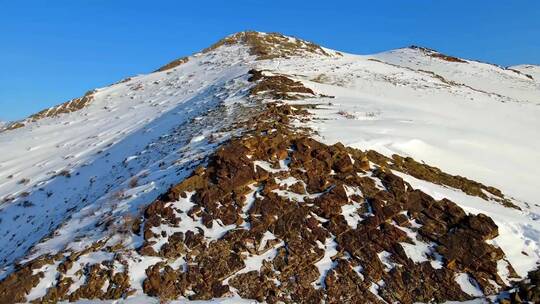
[{"x1": 0, "y1": 43, "x2": 256, "y2": 272}]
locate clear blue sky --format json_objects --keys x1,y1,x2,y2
[{"x1": 1, "y1": 0, "x2": 539, "y2": 121}]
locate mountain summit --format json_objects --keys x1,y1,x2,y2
[{"x1": 0, "y1": 32, "x2": 539, "y2": 303}]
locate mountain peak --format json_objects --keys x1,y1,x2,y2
[
  {"x1": 155, "y1": 31, "x2": 340, "y2": 73},
  {"x1": 203, "y1": 31, "x2": 338, "y2": 60}
]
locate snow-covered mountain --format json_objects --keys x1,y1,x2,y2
[{"x1": 0, "y1": 32, "x2": 539, "y2": 303}]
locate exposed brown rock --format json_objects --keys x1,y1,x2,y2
[
  {"x1": 248, "y1": 69, "x2": 315, "y2": 100},
  {"x1": 0, "y1": 260, "x2": 48, "y2": 303},
  {"x1": 506, "y1": 267, "x2": 540, "y2": 303},
  {"x1": 229, "y1": 271, "x2": 277, "y2": 302}
]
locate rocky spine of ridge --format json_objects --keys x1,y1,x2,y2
[
  {"x1": 138, "y1": 103, "x2": 510, "y2": 303},
  {"x1": 0, "y1": 67, "x2": 531, "y2": 304}
]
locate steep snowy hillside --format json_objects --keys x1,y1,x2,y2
[
  {"x1": 0, "y1": 32, "x2": 539, "y2": 303},
  {"x1": 0, "y1": 42, "x2": 257, "y2": 272}
]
